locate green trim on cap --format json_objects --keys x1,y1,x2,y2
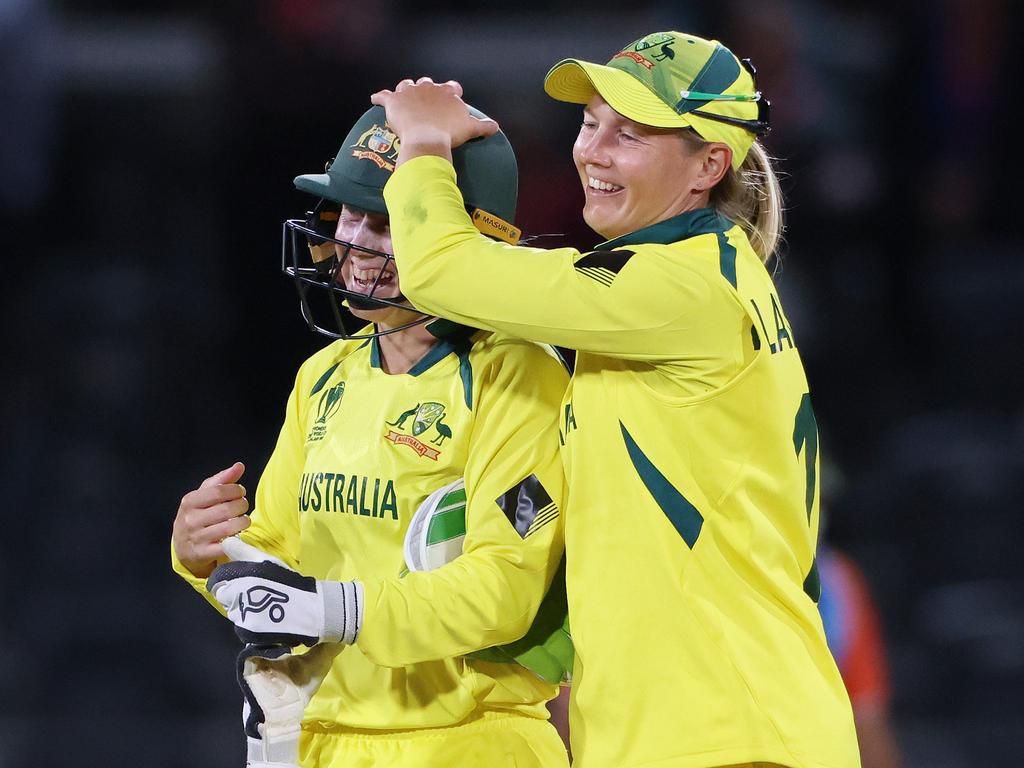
[{"x1": 673, "y1": 43, "x2": 742, "y2": 114}]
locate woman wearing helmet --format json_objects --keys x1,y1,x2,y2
[
  {"x1": 371, "y1": 31, "x2": 860, "y2": 768},
  {"x1": 171, "y1": 105, "x2": 570, "y2": 768}
]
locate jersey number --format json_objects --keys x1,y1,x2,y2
[{"x1": 793, "y1": 393, "x2": 820, "y2": 602}]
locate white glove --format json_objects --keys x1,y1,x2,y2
[
  {"x1": 207, "y1": 536, "x2": 363, "y2": 647},
  {"x1": 238, "y1": 643, "x2": 343, "y2": 768},
  {"x1": 219, "y1": 537, "x2": 346, "y2": 768}
]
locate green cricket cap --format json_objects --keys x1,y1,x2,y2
[
  {"x1": 544, "y1": 31, "x2": 769, "y2": 169},
  {"x1": 294, "y1": 104, "x2": 518, "y2": 224}
]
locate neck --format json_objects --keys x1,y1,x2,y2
[{"x1": 377, "y1": 319, "x2": 439, "y2": 374}]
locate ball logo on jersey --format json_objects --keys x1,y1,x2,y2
[
  {"x1": 350, "y1": 124, "x2": 401, "y2": 172},
  {"x1": 239, "y1": 586, "x2": 289, "y2": 623},
  {"x1": 307, "y1": 382, "x2": 346, "y2": 442},
  {"x1": 384, "y1": 401, "x2": 453, "y2": 460}
]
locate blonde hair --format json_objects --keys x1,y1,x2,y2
[{"x1": 680, "y1": 132, "x2": 784, "y2": 265}]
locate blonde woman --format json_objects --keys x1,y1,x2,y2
[{"x1": 370, "y1": 30, "x2": 860, "y2": 768}]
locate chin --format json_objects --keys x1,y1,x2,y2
[{"x1": 583, "y1": 201, "x2": 632, "y2": 240}]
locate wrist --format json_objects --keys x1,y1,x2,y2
[
  {"x1": 320, "y1": 580, "x2": 364, "y2": 644},
  {"x1": 396, "y1": 130, "x2": 453, "y2": 167},
  {"x1": 185, "y1": 557, "x2": 217, "y2": 579}
]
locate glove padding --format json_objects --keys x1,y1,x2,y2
[
  {"x1": 238, "y1": 642, "x2": 343, "y2": 768},
  {"x1": 207, "y1": 538, "x2": 364, "y2": 647}
]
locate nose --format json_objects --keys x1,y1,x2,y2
[
  {"x1": 334, "y1": 216, "x2": 382, "y2": 261},
  {"x1": 576, "y1": 126, "x2": 612, "y2": 169}
]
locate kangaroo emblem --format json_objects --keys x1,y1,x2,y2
[{"x1": 387, "y1": 403, "x2": 420, "y2": 429}]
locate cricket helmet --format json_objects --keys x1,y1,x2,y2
[{"x1": 282, "y1": 104, "x2": 519, "y2": 340}]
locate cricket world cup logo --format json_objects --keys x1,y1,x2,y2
[{"x1": 307, "y1": 382, "x2": 346, "y2": 442}]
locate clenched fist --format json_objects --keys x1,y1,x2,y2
[{"x1": 173, "y1": 462, "x2": 251, "y2": 578}]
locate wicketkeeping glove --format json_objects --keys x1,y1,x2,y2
[
  {"x1": 238, "y1": 642, "x2": 343, "y2": 768},
  {"x1": 207, "y1": 536, "x2": 364, "y2": 647}
]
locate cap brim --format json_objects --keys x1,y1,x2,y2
[
  {"x1": 293, "y1": 172, "x2": 333, "y2": 199},
  {"x1": 293, "y1": 172, "x2": 388, "y2": 215},
  {"x1": 544, "y1": 59, "x2": 691, "y2": 129}
]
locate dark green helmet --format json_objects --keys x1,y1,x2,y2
[
  {"x1": 293, "y1": 104, "x2": 517, "y2": 223},
  {"x1": 282, "y1": 104, "x2": 518, "y2": 340}
]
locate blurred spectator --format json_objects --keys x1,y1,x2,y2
[{"x1": 819, "y1": 546, "x2": 905, "y2": 768}]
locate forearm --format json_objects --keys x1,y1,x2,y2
[{"x1": 357, "y1": 551, "x2": 550, "y2": 667}]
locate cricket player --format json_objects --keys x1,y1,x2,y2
[
  {"x1": 172, "y1": 105, "x2": 570, "y2": 768},
  {"x1": 369, "y1": 31, "x2": 860, "y2": 768}
]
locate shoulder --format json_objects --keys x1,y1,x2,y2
[
  {"x1": 468, "y1": 330, "x2": 569, "y2": 380},
  {"x1": 293, "y1": 337, "x2": 369, "y2": 394}
]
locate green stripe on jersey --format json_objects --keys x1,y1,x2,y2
[
  {"x1": 717, "y1": 231, "x2": 737, "y2": 289},
  {"x1": 620, "y1": 422, "x2": 704, "y2": 548},
  {"x1": 309, "y1": 362, "x2": 341, "y2": 397}
]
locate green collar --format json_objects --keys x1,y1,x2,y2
[
  {"x1": 369, "y1": 322, "x2": 476, "y2": 376},
  {"x1": 596, "y1": 208, "x2": 732, "y2": 250}
]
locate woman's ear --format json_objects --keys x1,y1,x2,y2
[{"x1": 694, "y1": 143, "x2": 732, "y2": 191}]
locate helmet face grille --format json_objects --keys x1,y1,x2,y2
[{"x1": 281, "y1": 211, "x2": 429, "y2": 340}]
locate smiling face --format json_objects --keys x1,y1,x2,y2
[
  {"x1": 333, "y1": 205, "x2": 420, "y2": 327},
  {"x1": 572, "y1": 95, "x2": 729, "y2": 240}
]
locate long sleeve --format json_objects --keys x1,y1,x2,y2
[
  {"x1": 385, "y1": 155, "x2": 740, "y2": 362},
  {"x1": 355, "y1": 339, "x2": 568, "y2": 667}
]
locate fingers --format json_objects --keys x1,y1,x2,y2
[
  {"x1": 186, "y1": 515, "x2": 253, "y2": 565},
  {"x1": 200, "y1": 461, "x2": 245, "y2": 489},
  {"x1": 442, "y1": 79, "x2": 464, "y2": 97},
  {"x1": 180, "y1": 480, "x2": 248, "y2": 521},
  {"x1": 380, "y1": 77, "x2": 463, "y2": 96},
  {"x1": 174, "y1": 463, "x2": 251, "y2": 577},
  {"x1": 472, "y1": 116, "x2": 500, "y2": 138},
  {"x1": 190, "y1": 494, "x2": 250, "y2": 528}
]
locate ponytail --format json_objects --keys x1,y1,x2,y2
[{"x1": 710, "y1": 140, "x2": 784, "y2": 265}]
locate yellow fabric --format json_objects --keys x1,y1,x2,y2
[
  {"x1": 543, "y1": 31, "x2": 760, "y2": 169},
  {"x1": 383, "y1": 156, "x2": 860, "y2": 768},
  {"x1": 299, "y1": 710, "x2": 569, "y2": 768},
  {"x1": 172, "y1": 326, "x2": 570, "y2": 737},
  {"x1": 543, "y1": 59, "x2": 756, "y2": 169}
]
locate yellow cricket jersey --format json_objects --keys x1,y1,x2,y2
[
  {"x1": 383, "y1": 156, "x2": 860, "y2": 768},
  {"x1": 172, "y1": 322, "x2": 570, "y2": 730}
]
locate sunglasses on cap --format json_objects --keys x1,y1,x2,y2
[{"x1": 681, "y1": 59, "x2": 772, "y2": 137}]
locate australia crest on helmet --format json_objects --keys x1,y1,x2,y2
[{"x1": 351, "y1": 123, "x2": 401, "y2": 171}]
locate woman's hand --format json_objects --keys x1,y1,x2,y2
[
  {"x1": 371, "y1": 77, "x2": 498, "y2": 166},
  {"x1": 172, "y1": 462, "x2": 250, "y2": 578}
]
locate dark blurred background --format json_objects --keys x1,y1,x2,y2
[{"x1": 1, "y1": 1, "x2": 1021, "y2": 765}]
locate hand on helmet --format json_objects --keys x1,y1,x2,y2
[{"x1": 371, "y1": 77, "x2": 499, "y2": 164}]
